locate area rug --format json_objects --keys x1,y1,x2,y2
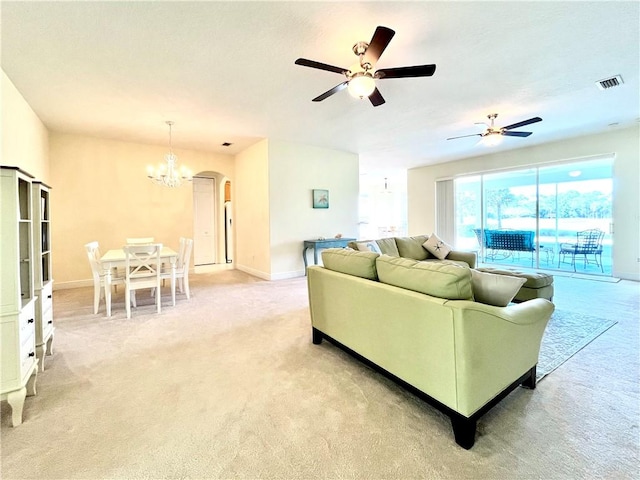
[{"x1": 537, "y1": 309, "x2": 617, "y2": 381}]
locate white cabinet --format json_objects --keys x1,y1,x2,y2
[
  {"x1": 32, "y1": 182, "x2": 54, "y2": 370},
  {"x1": 1, "y1": 166, "x2": 38, "y2": 426}
]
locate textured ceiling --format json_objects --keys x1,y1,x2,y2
[{"x1": 2, "y1": 1, "x2": 639, "y2": 177}]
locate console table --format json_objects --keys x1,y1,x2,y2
[{"x1": 303, "y1": 238, "x2": 356, "y2": 273}]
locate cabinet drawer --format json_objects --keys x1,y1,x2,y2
[
  {"x1": 20, "y1": 332, "x2": 36, "y2": 381},
  {"x1": 41, "y1": 282, "x2": 53, "y2": 310},
  {"x1": 42, "y1": 307, "x2": 54, "y2": 338},
  {"x1": 19, "y1": 301, "x2": 36, "y2": 344}
]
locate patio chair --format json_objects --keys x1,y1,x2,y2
[{"x1": 557, "y1": 228, "x2": 604, "y2": 272}]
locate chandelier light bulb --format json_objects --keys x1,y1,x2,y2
[
  {"x1": 348, "y1": 73, "x2": 376, "y2": 99},
  {"x1": 147, "y1": 121, "x2": 193, "y2": 188}
]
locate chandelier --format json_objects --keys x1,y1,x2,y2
[{"x1": 147, "y1": 121, "x2": 193, "y2": 188}]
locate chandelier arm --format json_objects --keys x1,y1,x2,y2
[{"x1": 147, "y1": 121, "x2": 192, "y2": 188}]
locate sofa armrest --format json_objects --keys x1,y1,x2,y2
[
  {"x1": 446, "y1": 298, "x2": 554, "y2": 416},
  {"x1": 448, "y1": 297, "x2": 554, "y2": 325},
  {"x1": 447, "y1": 250, "x2": 477, "y2": 269}
]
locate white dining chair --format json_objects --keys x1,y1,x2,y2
[
  {"x1": 84, "y1": 241, "x2": 125, "y2": 314},
  {"x1": 175, "y1": 237, "x2": 193, "y2": 299},
  {"x1": 124, "y1": 243, "x2": 162, "y2": 319},
  {"x1": 126, "y1": 237, "x2": 155, "y2": 245},
  {"x1": 152, "y1": 237, "x2": 193, "y2": 304}
]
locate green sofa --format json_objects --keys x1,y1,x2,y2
[
  {"x1": 307, "y1": 248, "x2": 554, "y2": 449},
  {"x1": 347, "y1": 234, "x2": 477, "y2": 269}
]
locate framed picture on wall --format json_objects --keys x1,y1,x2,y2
[{"x1": 312, "y1": 189, "x2": 329, "y2": 209}]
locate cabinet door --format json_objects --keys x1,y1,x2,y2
[{"x1": 1, "y1": 168, "x2": 34, "y2": 313}]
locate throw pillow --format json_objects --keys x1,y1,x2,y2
[
  {"x1": 423, "y1": 233, "x2": 453, "y2": 260},
  {"x1": 356, "y1": 241, "x2": 382, "y2": 254},
  {"x1": 471, "y1": 269, "x2": 527, "y2": 307}
]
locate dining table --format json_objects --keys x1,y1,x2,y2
[{"x1": 100, "y1": 246, "x2": 178, "y2": 317}]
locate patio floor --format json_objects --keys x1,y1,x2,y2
[{"x1": 477, "y1": 244, "x2": 612, "y2": 277}]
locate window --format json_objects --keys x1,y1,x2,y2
[{"x1": 454, "y1": 156, "x2": 613, "y2": 275}]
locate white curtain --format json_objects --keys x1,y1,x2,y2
[{"x1": 435, "y1": 179, "x2": 455, "y2": 245}]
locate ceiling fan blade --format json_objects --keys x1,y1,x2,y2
[
  {"x1": 363, "y1": 26, "x2": 395, "y2": 65},
  {"x1": 502, "y1": 117, "x2": 542, "y2": 130},
  {"x1": 376, "y1": 64, "x2": 436, "y2": 79},
  {"x1": 312, "y1": 82, "x2": 348, "y2": 102},
  {"x1": 295, "y1": 58, "x2": 346, "y2": 75},
  {"x1": 446, "y1": 133, "x2": 483, "y2": 140},
  {"x1": 502, "y1": 130, "x2": 533, "y2": 137},
  {"x1": 368, "y1": 87, "x2": 385, "y2": 107}
]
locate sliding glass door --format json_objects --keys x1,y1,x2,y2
[
  {"x1": 454, "y1": 157, "x2": 613, "y2": 275},
  {"x1": 539, "y1": 160, "x2": 612, "y2": 274}
]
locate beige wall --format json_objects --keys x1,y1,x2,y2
[
  {"x1": 234, "y1": 139, "x2": 271, "y2": 278},
  {"x1": 1, "y1": 69, "x2": 361, "y2": 285},
  {"x1": 1, "y1": 71, "x2": 49, "y2": 181},
  {"x1": 215, "y1": 139, "x2": 360, "y2": 280},
  {"x1": 49, "y1": 132, "x2": 234, "y2": 286},
  {"x1": 268, "y1": 140, "x2": 359, "y2": 279},
  {"x1": 408, "y1": 126, "x2": 640, "y2": 280}
]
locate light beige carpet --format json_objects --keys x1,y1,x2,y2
[{"x1": 1, "y1": 271, "x2": 638, "y2": 479}]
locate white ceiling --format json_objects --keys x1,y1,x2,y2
[{"x1": 2, "y1": 1, "x2": 639, "y2": 177}]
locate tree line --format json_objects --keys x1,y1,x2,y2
[{"x1": 457, "y1": 188, "x2": 612, "y2": 224}]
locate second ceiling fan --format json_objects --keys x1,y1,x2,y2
[
  {"x1": 295, "y1": 26, "x2": 436, "y2": 107},
  {"x1": 447, "y1": 114, "x2": 543, "y2": 141}
]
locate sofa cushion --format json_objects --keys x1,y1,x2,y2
[
  {"x1": 321, "y1": 248, "x2": 379, "y2": 280},
  {"x1": 475, "y1": 267, "x2": 554, "y2": 289},
  {"x1": 375, "y1": 237, "x2": 401, "y2": 257},
  {"x1": 395, "y1": 235, "x2": 430, "y2": 260},
  {"x1": 355, "y1": 241, "x2": 382, "y2": 254},
  {"x1": 376, "y1": 255, "x2": 473, "y2": 300},
  {"x1": 423, "y1": 233, "x2": 453, "y2": 260},
  {"x1": 471, "y1": 269, "x2": 527, "y2": 307}
]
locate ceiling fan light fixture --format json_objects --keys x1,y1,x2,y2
[
  {"x1": 481, "y1": 132, "x2": 503, "y2": 147},
  {"x1": 347, "y1": 73, "x2": 376, "y2": 99}
]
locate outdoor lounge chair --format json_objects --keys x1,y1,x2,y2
[
  {"x1": 474, "y1": 228, "x2": 536, "y2": 266},
  {"x1": 557, "y1": 228, "x2": 604, "y2": 272}
]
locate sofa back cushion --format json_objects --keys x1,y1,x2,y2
[
  {"x1": 375, "y1": 237, "x2": 401, "y2": 257},
  {"x1": 354, "y1": 241, "x2": 382, "y2": 254},
  {"x1": 376, "y1": 255, "x2": 473, "y2": 300},
  {"x1": 321, "y1": 248, "x2": 379, "y2": 280},
  {"x1": 395, "y1": 235, "x2": 431, "y2": 260},
  {"x1": 347, "y1": 238, "x2": 399, "y2": 256}
]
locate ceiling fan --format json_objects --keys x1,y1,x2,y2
[
  {"x1": 294, "y1": 26, "x2": 436, "y2": 107},
  {"x1": 447, "y1": 114, "x2": 542, "y2": 142}
]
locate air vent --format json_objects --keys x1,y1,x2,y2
[{"x1": 596, "y1": 75, "x2": 623, "y2": 90}]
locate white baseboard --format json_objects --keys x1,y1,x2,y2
[
  {"x1": 235, "y1": 264, "x2": 305, "y2": 281},
  {"x1": 54, "y1": 279, "x2": 93, "y2": 290},
  {"x1": 235, "y1": 264, "x2": 270, "y2": 280},
  {"x1": 270, "y1": 270, "x2": 306, "y2": 280},
  {"x1": 54, "y1": 265, "x2": 306, "y2": 290},
  {"x1": 193, "y1": 264, "x2": 234, "y2": 274}
]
